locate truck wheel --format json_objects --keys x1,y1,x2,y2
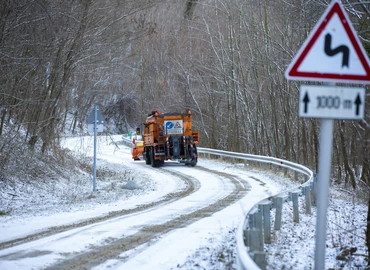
[
  {"x1": 186, "y1": 145, "x2": 196, "y2": 167},
  {"x1": 144, "y1": 148, "x2": 151, "y2": 165},
  {"x1": 191, "y1": 155, "x2": 197, "y2": 167},
  {"x1": 150, "y1": 147, "x2": 158, "y2": 167}
]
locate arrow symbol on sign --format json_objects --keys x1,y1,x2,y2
[
  {"x1": 324, "y1": 33, "x2": 349, "y2": 67},
  {"x1": 354, "y1": 93, "x2": 362, "y2": 116},
  {"x1": 303, "y1": 92, "x2": 310, "y2": 113}
]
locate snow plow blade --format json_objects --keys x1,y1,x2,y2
[{"x1": 132, "y1": 141, "x2": 144, "y2": 160}]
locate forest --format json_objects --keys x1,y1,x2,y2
[{"x1": 1, "y1": 0, "x2": 369, "y2": 248}]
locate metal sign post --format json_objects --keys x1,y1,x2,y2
[
  {"x1": 87, "y1": 106, "x2": 105, "y2": 192},
  {"x1": 93, "y1": 106, "x2": 97, "y2": 192},
  {"x1": 315, "y1": 118, "x2": 334, "y2": 270}
]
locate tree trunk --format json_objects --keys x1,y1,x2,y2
[
  {"x1": 0, "y1": 109, "x2": 6, "y2": 136},
  {"x1": 339, "y1": 121, "x2": 356, "y2": 188}
]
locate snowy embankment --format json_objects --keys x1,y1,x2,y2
[
  {"x1": 0, "y1": 135, "x2": 367, "y2": 269},
  {"x1": 265, "y1": 191, "x2": 367, "y2": 269}
]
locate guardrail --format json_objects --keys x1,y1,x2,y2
[
  {"x1": 121, "y1": 135, "x2": 314, "y2": 269},
  {"x1": 121, "y1": 136, "x2": 133, "y2": 147},
  {"x1": 197, "y1": 148, "x2": 314, "y2": 270}
]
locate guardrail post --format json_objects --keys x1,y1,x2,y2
[
  {"x1": 243, "y1": 229, "x2": 248, "y2": 246},
  {"x1": 248, "y1": 228, "x2": 263, "y2": 252},
  {"x1": 254, "y1": 211, "x2": 263, "y2": 245},
  {"x1": 259, "y1": 201, "x2": 272, "y2": 244},
  {"x1": 304, "y1": 185, "x2": 312, "y2": 214},
  {"x1": 311, "y1": 170, "x2": 317, "y2": 206},
  {"x1": 290, "y1": 191, "x2": 300, "y2": 223},
  {"x1": 247, "y1": 210, "x2": 265, "y2": 267},
  {"x1": 252, "y1": 251, "x2": 267, "y2": 270},
  {"x1": 248, "y1": 213, "x2": 255, "y2": 228},
  {"x1": 273, "y1": 196, "x2": 284, "y2": 230}
]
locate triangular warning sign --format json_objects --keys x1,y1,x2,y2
[
  {"x1": 285, "y1": 1, "x2": 370, "y2": 83},
  {"x1": 174, "y1": 121, "x2": 182, "y2": 128}
]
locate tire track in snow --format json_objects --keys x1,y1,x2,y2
[
  {"x1": 45, "y1": 166, "x2": 251, "y2": 270},
  {"x1": 0, "y1": 169, "x2": 198, "y2": 251}
]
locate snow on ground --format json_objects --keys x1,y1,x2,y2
[
  {"x1": 266, "y1": 195, "x2": 367, "y2": 269},
  {"x1": 0, "y1": 135, "x2": 368, "y2": 269}
]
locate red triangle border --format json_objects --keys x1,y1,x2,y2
[{"x1": 286, "y1": 2, "x2": 370, "y2": 83}]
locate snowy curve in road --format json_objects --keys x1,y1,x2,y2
[{"x1": 0, "y1": 135, "x2": 284, "y2": 270}]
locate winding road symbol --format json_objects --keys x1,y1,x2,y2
[{"x1": 324, "y1": 33, "x2": 349, "y2": 67}]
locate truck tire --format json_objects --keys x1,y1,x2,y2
[
  {"x1": 144, "y1": 148, "x2": 151, "y2": 165},
  {"x1": 191, "y1": 145, "x2": 197, "y2": 167},
  {"x1": 190, "y1": 156, "x2": 197, "y2": 167},
  {"x1": 150, "y1": 147, "x2": 160, "y2": 167},
  {"x1": 186, "y1": 145, "x2": 197, "y2": 167}
]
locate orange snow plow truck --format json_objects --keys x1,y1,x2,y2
[{"x1": 132, "y1": 110, "x2": 200, "y2": 167}]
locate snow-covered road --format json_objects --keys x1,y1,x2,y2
[{"x1": 0, "y1": 135, "x2": 285, "y2": 269}]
